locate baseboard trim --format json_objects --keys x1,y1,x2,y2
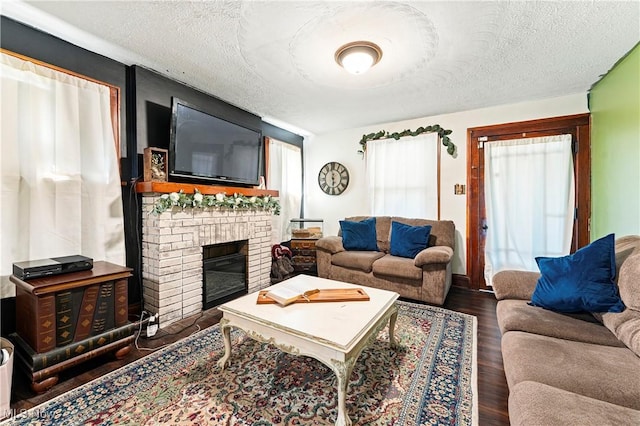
[{"x1": 452, "y1": 274, "x2": 471, "y2": 289}]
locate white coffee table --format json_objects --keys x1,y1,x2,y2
[{"x1": 217, "y1": 275, "x2": 399, "y2": 426}]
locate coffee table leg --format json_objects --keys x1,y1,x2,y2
[
  {"x1": 217, "y1": 320, "x2": 232, "y2": 370},
  {"x1": 333, "y1": 360, "x2": 355, "y2": 426},
  {"x1": 389, "y1": 306, "x2": 398, "y2": 349}
]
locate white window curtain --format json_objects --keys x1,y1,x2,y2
[
  {"x1": 365, "y1": 132, "x2": 438, "y2": 218},
  {"x1": 267, "y1": 138, "x2": 302, "y2": 244},
  {"x1": 0, "y1": 53, "x2": 125, "y2": 297},
  {"x1": 484, "y1": 134, "x2": 575, "y2": 285}
]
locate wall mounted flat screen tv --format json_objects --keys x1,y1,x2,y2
[{"x1": 169, "y1": 98, "x2": 263, "y2": 186}]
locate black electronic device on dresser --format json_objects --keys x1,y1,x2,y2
[{"x1": 12, "y1": 255, "x2": 93, "y2": 280}]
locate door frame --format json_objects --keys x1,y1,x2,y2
[{"x1": 466, "y1": 113, "x2": 591, "y2": 290}]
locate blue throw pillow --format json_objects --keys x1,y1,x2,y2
[
  {"x1": 530, "y1": 233, "x2": 625, "y2": 313},
  {"x1": 339, "y1": 217, "x2": 378, "y2": 251},
  {"x1": 390, "y1": 221, "x2": 432, "y2": 259}
]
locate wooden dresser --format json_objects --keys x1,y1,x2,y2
[{"x1": 10, "y1": 261, "x2": 135, "y2": 393}]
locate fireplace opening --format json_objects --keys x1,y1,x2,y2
[{"x1": 203, "y1": 241, "x2": 248, "y2": 309}]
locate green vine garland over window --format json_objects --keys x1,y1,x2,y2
[{"x1": 358, "y1": 124, "x2": 456, "y2": 156}]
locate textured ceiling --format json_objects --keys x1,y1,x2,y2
[{"x1": 11, "y1": 1, "x2": 640, "y2": 135}]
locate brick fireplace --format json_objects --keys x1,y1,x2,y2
[{"x1": 140, "y1": 190, "x2": 274, "y2": 328}]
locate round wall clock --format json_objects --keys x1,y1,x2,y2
[{"x1": 318, "y1": 162, "x2": 349, "y2": 195}]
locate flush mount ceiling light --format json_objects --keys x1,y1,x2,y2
[{"x1": 335, "y1": 41, "x2": 382, "y2": 75}]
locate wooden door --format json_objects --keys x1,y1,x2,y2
[{"x1": 467, "y1": 114, "x2": 591, "y2": 290}]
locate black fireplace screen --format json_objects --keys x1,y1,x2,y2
[{"x1": 203, "y1": 252, "x2": 247, "y2": 309}]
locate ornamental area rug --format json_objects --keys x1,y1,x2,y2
[{"x1": 4, "y1": 301, "x2": 477, "y2": 426}]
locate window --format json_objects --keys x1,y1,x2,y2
[
  {"x1": 483, "y1": 135, "x2": 575, "y2": 285},
  {"x1": 266, "y1": 138, "x2": 302, "y2": 243},
  {"x1": 0, "y1": 51, "x2": 125, "y2": 297},
  {"x1": 365, "y1": 132, "x2": 439, "y2": 218}
]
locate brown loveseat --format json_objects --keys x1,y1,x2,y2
[
  {"x1": 315, "y1": 216, "x2": 455, "y2": 305},
  {"x1": 493, "y1": 235, "x2": 640, "y2": 425}
]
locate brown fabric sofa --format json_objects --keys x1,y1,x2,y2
[
  {"x1": 315, "y1": 216, "x2": 455, "y2": 305},
  {"x1": 493, "y1": 235, "x2": 640, "y2": 425}
]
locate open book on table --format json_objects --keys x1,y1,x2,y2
[{"x1": 263, "y1": 281, "x2": 320, "y2": 306}]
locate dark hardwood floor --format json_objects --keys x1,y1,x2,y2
[
  {"x1": 443, "y1": 287, "x2": 510, "y2": 425},
  {"x1": 9, "y1": 286, "x2": 509, "y2": 425}
]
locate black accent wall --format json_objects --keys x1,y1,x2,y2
[
  {"x1": 129, "y1": 65, "x2": 265, "y2": 178},
  {"x1": 262, "y1": 121, "x2": 304, "y2": 148},
  {"x1": 0, "y1": 16, "x2": 304, "y2": 336}
]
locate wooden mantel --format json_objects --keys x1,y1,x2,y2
[{"x1": 135, "y1": 181, "x2": 279, "y2": 197}]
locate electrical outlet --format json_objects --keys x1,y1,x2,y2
[
  {"x1": 147, "y1": 323, "x2": 158, "y2": 337},
  {"x1": 146, "y1": 312, "x2": 158, "y2": 337}
]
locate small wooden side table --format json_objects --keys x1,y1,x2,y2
[{"x1": 290, "y1": 238, "x2": 320, "y2": 274}]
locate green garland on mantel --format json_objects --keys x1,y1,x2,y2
[{"x1": 358, "y1": 125, "x2": 456, "y2": 156}]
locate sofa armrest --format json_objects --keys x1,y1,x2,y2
[
  {"x1": 414, "y1": 246, "x2": 453, "y2": 267},
  {"x1": 315, "y1": 236, "x2": 345, "y2": 254},
  {"x1": 492, "y1": 270, "x2": 540, "y2": 301}
]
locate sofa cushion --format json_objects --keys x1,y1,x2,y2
[
  {"x1": 331, "y1": 250, "x2": 385, "y2": 273},
  {"x1": 592, "y1": 235, "x2": 640, "y2": 321},
  {"x1": 602, "y1": 307, "x2": 640, "y2": 358},
  {"x1": 340, "y1": 217, "x2": 378, "y2": 251},
  {"x1": 372, "y1": 255, "x2": 422, "y2": 281},
  {"x1": 509, "y1": 381, "x2": 640, "y2": 426},
  {"x1": 496, "y1": 299, "x2": 625, "y2": 347},
  {"x1": 314, "y1": 236, "x2": 345, "y2": 254},
  {"x1": 389, "y1": 221, "x2": 431, "y2": 258},
  {"x1": 530, "y1": 233, "x2": 625, "y2": 313},
  {"x1": 502, "y1": 331, "x2": 640, "y2": 410},
  {"x1": 391, "y1": 217, "x2": 455, "y2": 250},
  {"x1": 601, "y1": 251, "x2": 640, "y2": 357},
  {"x1": 614, "y1": 235, "x2": 640, "y2": 284},
  {"x1": 492, "y1": 270, "x2": 541, "y2": 301},
  {"x1": 616, "y1": 250, "x2": 640, "y2": 311},
  {"x1": 344, "y1": 216, "x2": 391, "y2": 253},
  {"x1": 414, "y1": 245, "x2": 453, "y2": 266}
]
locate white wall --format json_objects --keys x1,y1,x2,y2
[{"x1": 304, "y1": 93, "x2": 588, "y2": 275}]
